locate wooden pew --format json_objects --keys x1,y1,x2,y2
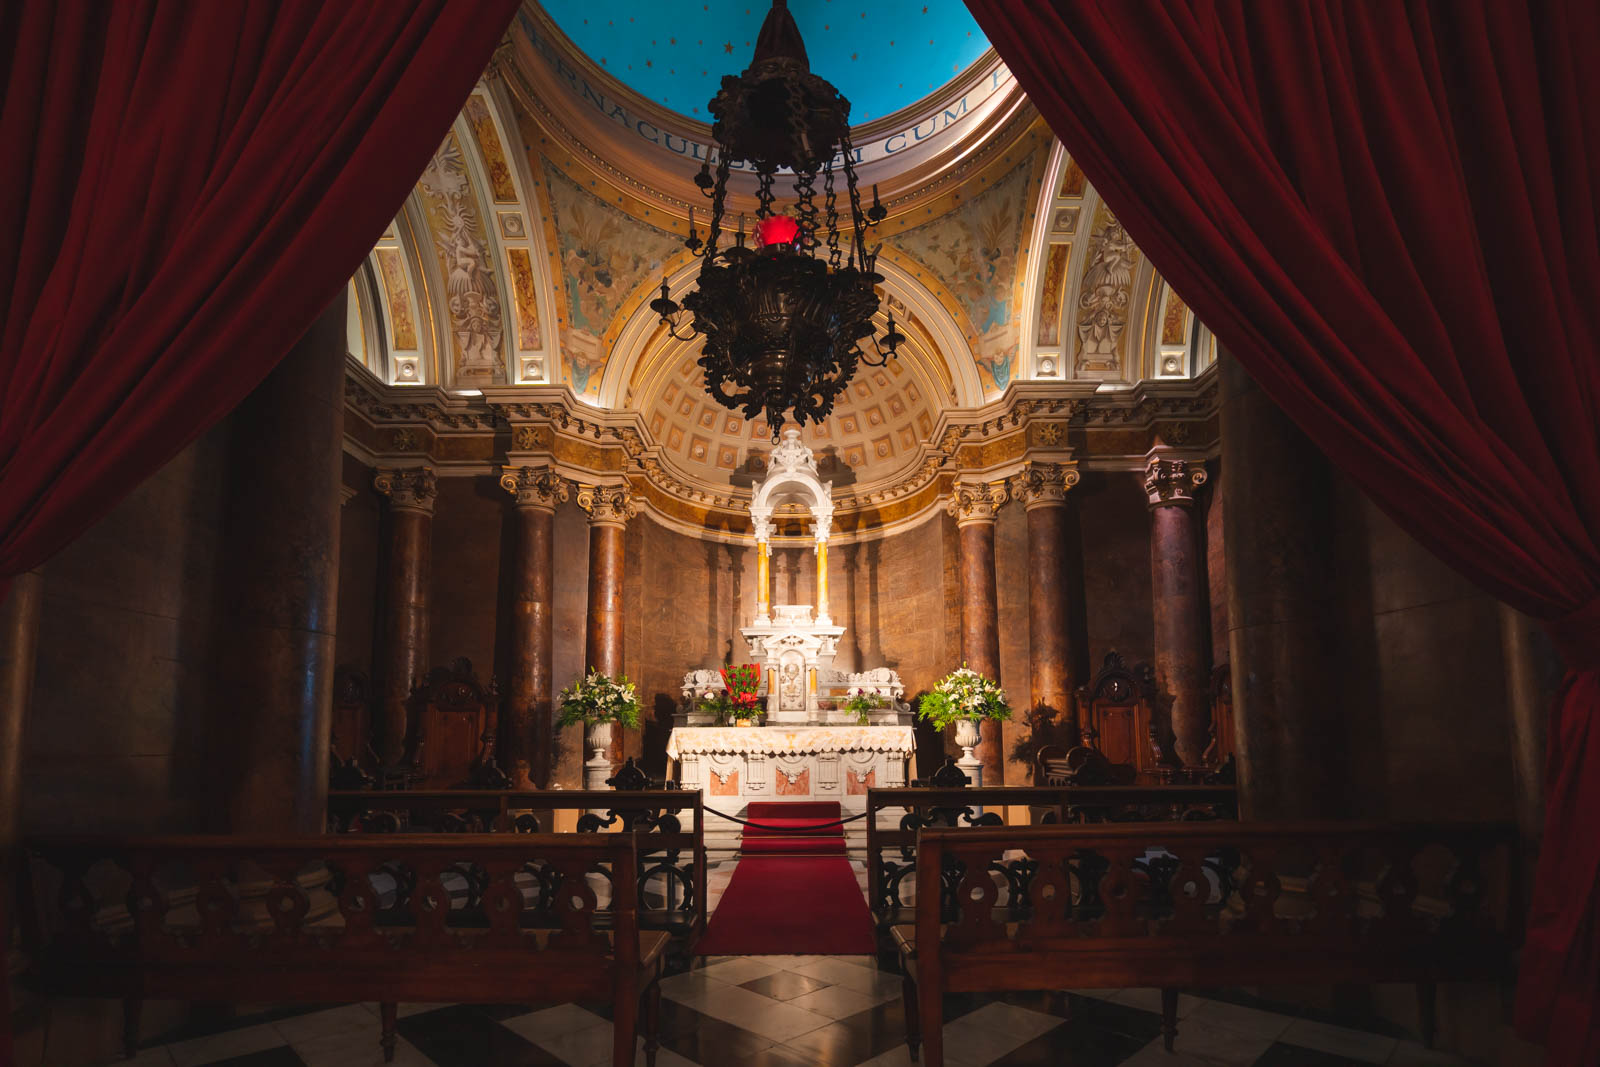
[
  {"x1": 865, "y1": 784, "x2": 1237, "y2": 934},
  {"x1": 895, "y1": 822, "x2": 1519, "y2": 1065},
  {"x1": 22, "y1": 833, "x2": 667, "y2": 1065},
  {"x1": 327, "y1": 787, "x2": 707, "y2": 952}
]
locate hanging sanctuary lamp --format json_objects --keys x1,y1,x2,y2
[{"x1": 649, "y1": 0, "x2": 904, "y2": 437}]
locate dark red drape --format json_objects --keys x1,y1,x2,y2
[
  {"x1": 964, "y1": 0, "x2": 1600, "y2": 1058},
  {"x1": 0, "y1": 0, "x2": 520, "y2": 581}
]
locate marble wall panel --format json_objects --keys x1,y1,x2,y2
[
  {"x1": 1075, "y1": 471, "x2": 1156, "y2": 671},
  {"x1": 336, "y1": 454, "x2": 381, "y2": 679},
  {"x1": 427, "y1": 475, "x2": 506, "y2": 675}
]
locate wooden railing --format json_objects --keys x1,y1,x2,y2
[
  {"x1": 898, "y1": 821, "x2": 1519, "y2": 1065},
  {"x1": 326, "y1": 788, "x2": 706, "y2": 948},
  {"x1": 865, "y1": 784, "x2": 1237, "y2": 927},
  {"x1": 23, "y1": 833, "x2": 668, "y2": 1065}
]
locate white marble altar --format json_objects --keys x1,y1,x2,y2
[
  {"x1": 667, "y1": 726, "x2": 915, "y2": 815},
  {"x1": 667, "y1": 431, "x2": 914, "y2": 810}
]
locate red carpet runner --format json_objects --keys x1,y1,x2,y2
[{"x1": 695, "y1": 801, "x2": 877, "y2": 956}]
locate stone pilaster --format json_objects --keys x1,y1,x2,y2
[
  {"x1": 1013, "y1": 462, "x2": 1081, "y2": 759},
  {"x1": 1144, "y1": 453, "x2": 1211, "y2": 768},
  {"x1": 577, "y1": 483, "x2": 635, "y2": 769},
  {"x1": 374, "y1": 466, "x2": 436, "y2": 767},
  {"x1": 499, "y1": 467, "x2": 567, "y2": 788},
  {"x1": 947, "y1": 480, "x2": 1008, "y2": 786}
]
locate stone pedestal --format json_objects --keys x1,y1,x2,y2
[
  {"x1": 949, "y1": 481, "x2": 1008, "y2": 786},
  {"x1": 374, "y1": 466, "x2": 436, "y2": 767},
  {"x1": 218, "y1": 296, "x2": 345, "y2": 833},
  {"x1": 1145, "y1": 454, "x2": 1210, "y2": 768},
  {"x1": 499, "y1": 467, "x2": 565, "y2": 788},
  {"x1": 577, "y1": 484, "x2": 634, "y2": 768}
]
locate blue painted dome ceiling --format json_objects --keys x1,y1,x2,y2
[{"x1": 537, "y1": 0, "x2": 991, "y2": 124}]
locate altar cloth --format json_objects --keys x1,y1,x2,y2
[{"x1": 665, "y1": 724, "x2": 917, "y2": 760}]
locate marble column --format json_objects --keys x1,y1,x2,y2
[
  {"x1": 1220, "y1": 352, "x2": 1344, "y2": 819},
  {"x1": 499, "y1": 467, "x2": 567, "y2": 789},
  {"x1": 948, "y1": 481, "x2": 1008, "y2": 786},
  {"x1": 1145, "y1": 454, "x2": 1211, "y2": 768},
  {"x1": 373, "y1": 467, "x2": 436, "y2": 767},
  {"x1": 577, "y1": 484, "x2": 636, "y2": 771},
  {"x1": 1013, "y1": 463, "x2": 1081, "y2": 755},
  {"x1": 218, "y1": 295, "x2": 345, "y2": 833},
  {"x1": 813, "y1": 512, "x2": 833, "y2": 625}
]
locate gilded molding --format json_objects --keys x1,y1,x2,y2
[
  {"x1": 1012, "y1": 461, "x2": 1081, "y2": 511},
  {"x1": 946, "y1": 480, "x2": 1009, "y2": 527},
  {"x1": 499, "y1": 465, "x2": 568, "y2": 511},
  {"x1": 575, "y1": 483, "x2": 637, "y2": 528},
  {"x1": 1143, "y1": 456, "x2": 1208, "y2": 509},
  {"x1": 373, "y1": 466, "x2": 437, "y2": 515}
]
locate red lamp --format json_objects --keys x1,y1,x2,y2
[{"x1": 755, "y1": 213, "x2": 800, "y2": 248}]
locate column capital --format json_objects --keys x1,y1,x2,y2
[
  {"x1": 576, "y1": 482, "x2": 637, "y2": 528},
  {"x1": 947, "y1": 480, "x2": 1009, "y2": 527},
  {"x1": 1011, "y1": 461, "x2": 1081, "y2": 511},
  {"x1": 1143, "y1": 455, "x2": 1208, "y2": 509},
  {"x1": 499, "y1": 465, "x2": 568, "y2": 512},
  {"x1": 373, "y1": 466, "x2": 437, "y2": 515}
]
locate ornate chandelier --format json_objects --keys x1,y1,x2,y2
[{"x1": 649, "y1": 0, "x2": 903, "y2": 437}]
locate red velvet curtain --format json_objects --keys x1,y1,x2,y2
[
  {"x1": 0, "y1": 0, "x2": 520, "y2": 581},
  {"x1": 963, "y1": 0, "x2": 1600, "y2": 1058}
]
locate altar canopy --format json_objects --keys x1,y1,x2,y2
[{"x1": 963, "y1": 1, "x2": 1600, "y2": 1056}]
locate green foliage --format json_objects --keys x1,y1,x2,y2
[
  {"x1": 556, "y1": 669, "x2": 642, "y2": 729},
  {"x1": 917, "y1": 665, "x2": 1011, "y2": 730}
]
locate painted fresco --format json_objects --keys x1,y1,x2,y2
[
  {"x1": 1035, "y1": 243, "x2": 1069, "y2": 347},
  {"x1": 1161, "y1": 286, "x2": 1190, "y2": 345},
  {"x1": 463, "y1": 94, "x2": 518, "y2": 203},
  {"x1": 417, "y1": 132, "x2": 504, "y2": 384},
  {"x1": 542, "y1": 160, "x2": 682, "y2": 397},
  {"x1": 374, "y1": 247, "x2": 419, "y2": 351},
  {"x1": 890, "y1": 154, "x2": 1034, "y2": 393},
  {"x1": 506, "y1": 247, "x2": 543, "y2": 350}
]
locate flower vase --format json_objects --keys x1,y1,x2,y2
[
  {"x1": 585, "y1": 720, "x2": 616, "y2": 790},
  {"x1": 954, "y1": 717, "x2": 984, "y2": 787}
]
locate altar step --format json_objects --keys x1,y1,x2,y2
[{"x1": 700, "y1": 802, "x2": 878, "y2": 861}]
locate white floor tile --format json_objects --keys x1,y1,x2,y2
[
  {"x1": 167, "y1": 1023, "x2": 285, "y2": 1067},
  {"x1": 532, "y1": 1019, "x2": 614, "y2": 1067},
  {"x1": 696, "y1": 955, "x2": 782, "y2": 984},
  {"x1": 501, "y1": 1003, "x2": 610, "y2": 1044},
  {"x1": 1162, "y1": 1017, "x2": 1277, "y2": 1066},
  {"x1": 273, "y1": 1004, "x2": 377, "y2": 1045},
  {"x1": 1280, "y1": 1018, "x2": 1399, "y2": 1063},
  {"x1": 661, "y1": 970, "x2": 732, "y2": 1002},
  {"x1": 951, "y1": 1001, "x2": 1064, "y2": 1043},
  {"x1": 1117, "y1": 1035, "x2": 1227, "y2": 1067},
  {"x1": 940, "y1": 1013, "x2": 1053, "y2": 1064},
  {"x1": 666, "y1": 980, "x2": 832, "y2": 1042},
  {"x1": 852, "y1": 1043, "x2": 980, "y2": 1067}
]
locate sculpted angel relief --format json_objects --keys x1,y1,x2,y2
[{"x1": 418, "y1": 133, "x2": 504, "y2": 384}]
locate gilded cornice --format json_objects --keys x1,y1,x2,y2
[{"x1": 340, "y1": 362, "x2": 1220, "y2": 542}]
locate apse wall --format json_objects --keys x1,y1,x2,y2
[{"x1": 23, "y1": 430, "x2": 231, "y2": 835}]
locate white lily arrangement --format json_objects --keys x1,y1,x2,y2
[
  {"x1": 556, "y1": 669, "x2": 642, "y2": 729},
  {"x1": 917, "y1": 665, "x2": 1011, "y2": 730}
]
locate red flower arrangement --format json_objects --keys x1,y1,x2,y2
[{"x1": 720, "y1": 663, "x2": 762, "y2": 716}]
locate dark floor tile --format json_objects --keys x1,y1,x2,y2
[
  {"x1": 739, "y1": 971, "x2": 832, "y2": 1001},
  {"x1": 986, "y1": 1019, "x2": 1149, "y2": 1066},
  {"x1": 1054, "y1": 993, "x2": 1166, "y2": 1041},
  {"x1": 783, "y1": 999, "x2": 907, "y2": 1067},
  {"x1": 1192, "y1": 987, "x2": 1413, "y2": 1041},
  {"x1": 200, "y1": 1048, "x2": 307, "y2": 1067},
  {"x1": 396, "y1": 1004, "x2": 564, "y2": 1066},
  {"x1": 1251, "y1": 1042, "x2": 1374, "y2": 1066},
  {"x1": 654, "y1": 999, "x2": 773, "y2": 1063}
]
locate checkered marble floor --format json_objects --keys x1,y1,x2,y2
[
  {"x1": 112, "y1": 951, "x2": 1469, "y2": 1067},
  {"x1": 108, "y1": 848, "x2": 1469, "y2": 1067}
]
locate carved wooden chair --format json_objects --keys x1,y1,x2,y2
[
  {"x1": 1202, "y1": 662, "x2": 1236, "y2": 769},
  {"x1": 1075, "y1": 651, "x2": 1173, "y2": 778},
  {"x1": 408, "y1": 657, "x2": 510, "y2": 790}
]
